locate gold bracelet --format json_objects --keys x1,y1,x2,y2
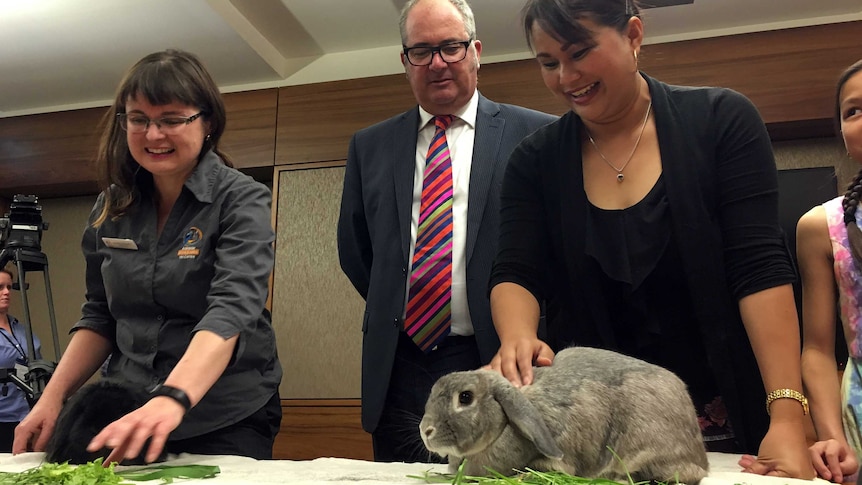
[{"x1": 765, "y1": 388, "x2": 809, "y2": 415}]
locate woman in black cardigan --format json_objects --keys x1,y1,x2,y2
[{"x1": 486, "y1": 0, "x2": 813, "y2": 479}]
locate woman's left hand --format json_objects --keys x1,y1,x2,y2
[
  {"x1": 740, "y1": 420, "x2": 815, "y2": 479},
  {"x1": 87, "y1": 396, "x2": 185, "y2": 465}
]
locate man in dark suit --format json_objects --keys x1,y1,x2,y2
[{"x1": 337, "y1": 0, "x2": 555, "y2": 463}]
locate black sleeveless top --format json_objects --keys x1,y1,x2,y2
[{"x1": 585, "y1": 176, "x2": 736, "y2": 448}]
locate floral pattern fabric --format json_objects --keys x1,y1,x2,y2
[
  {"x1": 696, "y1": 396, "x2": 735, "y2": 451},
  {"x1": 842, "y1": 359, "x2": 862, "y2": 457},
  {"x1": 825, "y1": 196, "x2": 862, "y2": 455}
]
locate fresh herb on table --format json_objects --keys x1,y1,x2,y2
[
  {"x1": 411, "y1": 466, "x2": 659, "y2": 485},
  {"x1": 117, "y1": 464, "x2": 220, "y2": 482},
  {"x1": 410, "y1": 448, "x2": 681, "y2": 485},
  {"x1": 0, "y1": 458, "x2": 220, "y2": 485},
  {"x1": 0, "y1": 458, "x2": 124, "y2": 484}
]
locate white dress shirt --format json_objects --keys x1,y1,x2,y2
[{"x1": 404, "y1": 90, "x2": 479, "y2": 337}]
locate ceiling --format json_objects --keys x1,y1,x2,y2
[{"x1": 1, "y1": 0, "x2": 860, "y2": 118}]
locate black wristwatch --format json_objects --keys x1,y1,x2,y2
[{"x1": 149, "y1": 384, "x2": 192, "y2": 413}]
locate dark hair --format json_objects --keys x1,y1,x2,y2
[
  {"x1": 522, "y1": 0, "x2": 640, "y2": 51},
  {"x1": 93, "y1": 49, "x2": 232, "y2": 227},
  {"x1": 838, "y1": 60, "x2": 862, "y2": 267}
]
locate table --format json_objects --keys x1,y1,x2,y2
[{"x1": 0, "y1": 452, "x2": 827, "y2": 484}]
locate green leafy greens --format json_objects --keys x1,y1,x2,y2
[
  {"x1": 410, "y1": 448, "x2": 682, "y2": 485},
  {"x1": 117, "y1": 464, "x2": 220, "y2": 482},
  {"x1": 0, "y1": 459, "x2": 220, "y2": 485},
  {"x1": 0, "y1": 458, "x2": 124, "y2": 485}
]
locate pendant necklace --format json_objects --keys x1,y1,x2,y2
[{"x1": 586, "y1": 100, "x2": 652, "y2": 182}]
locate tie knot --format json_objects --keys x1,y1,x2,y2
[{"x1": 434, "y1": 115, "x2": 455, "y2": 131}]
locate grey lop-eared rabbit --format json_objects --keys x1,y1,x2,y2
[{"x1": 420, "y1": 347, "x2": 709, "y2": 483}]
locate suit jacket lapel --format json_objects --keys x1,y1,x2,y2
[
  {"x1": 466, "y1": 94, "x2": 503, "y2": 264},
  {"x1": 394, "y1": 108, "x2": 421, "y2": 262}
]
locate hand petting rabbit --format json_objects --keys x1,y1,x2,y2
[
  {"x1": 420, "y1": 346, "x2": 709, "y2": 483},
  {"x1": 46, "y1": 380, "x2": 165, "y2": 465}
]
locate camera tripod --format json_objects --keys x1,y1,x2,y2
[{"x1": 0, "y1": 246, "x2": 61, "y2": 407}]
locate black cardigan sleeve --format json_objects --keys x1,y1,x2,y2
[
  {"x1": 707, "y1": 88, "x2": 796, "y2": 299},
  {"x1": 489, "y1": 117, "x2": 569, "y2": 303}
]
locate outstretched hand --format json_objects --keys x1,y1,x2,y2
[
  {"x1": 12, "y1": 397, "x2": 63, "y2": 454},
  {"x1": 88, "y1": 396, "x2": 185, "y2": 465}
]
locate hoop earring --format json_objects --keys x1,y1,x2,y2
[{"x1": 205, "y1": 134, "x2": 212, "y2": 142}]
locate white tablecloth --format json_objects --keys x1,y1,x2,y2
[{"x1": 0, "y1": 452, "x2": 829, "y2": 484}]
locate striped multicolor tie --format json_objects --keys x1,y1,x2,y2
[{"x1": 405, "y1": 115, "x2": 455, "y2": 352}]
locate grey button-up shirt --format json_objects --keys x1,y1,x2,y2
[{"x1": 75, "y1": 151, "x2": 282, "y2": 440}]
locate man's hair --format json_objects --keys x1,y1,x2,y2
[{"x1": 399, "y1": 0, "x2": 477, "y2": 45}]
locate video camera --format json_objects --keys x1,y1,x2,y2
[
  {"x1": 0, "y1": 194, "x2": 60, "y2": 407},
  {"x1": 0, "y1": 194, "x2": 48, "y2": 254}
]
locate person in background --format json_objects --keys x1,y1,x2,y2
[
  {"x1": 0, "y1": 266, "x2": 41, "y2": 452},
  {"x1": 337, "y1": 0, "x2": 555, "y2": 463},
  {"x1": 13, "y1": 49, "x2": 282, "y2": 463},
  {"x1": 485, "y1": 0, "x2": 814, "y2": 478},
  {"x1": 797, "y1": 59, "x2": 862, "y2": 483}
]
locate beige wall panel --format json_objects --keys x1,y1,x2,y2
[
  {"x1": 7, "y1": 196, "x2": 93, "y2": 362},
  {"x1": 774, "y1": 137, "x2": 854, "y2": 189},
  {"x1": 272, "y1": 165, "x2": 365, "y2": 399}
]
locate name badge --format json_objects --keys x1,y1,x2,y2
[{"x1": 102, "y1": 237, "x2": 139, "y2": 250}]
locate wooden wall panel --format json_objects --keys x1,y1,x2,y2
[
  {"x1": 2, "y1": 21, "x2": 858, "y2": 194},
  {"x1": 639, "y1": 21, "x2": 861, "y2": 125},
  {"x1": 0, "y1": 107, "x2": 105, "y2": 198},
  {"x1": 222, "y1": 89, "x2": 278, "y2": 171},
  {"x1": 0, "y1": 90, "x2": 278, "y2": 198},
  {"x1": 276, "y1": 75, "x2": 416, "y2": 164},
  {"x1": 478, "y1": 60, "x2": 567, "y2": 116},
  {"x1": 480, "y1": 20, "x2": 862, "y2": 125},
  {"x1": 274, "y1": 399, "x2": 373, "y2": 460},
  {"x1": 274, "y1": 21, "x2": 860, "y2": 165}
]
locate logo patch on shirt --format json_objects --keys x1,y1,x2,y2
[{"x1": 177, "y1": 226, "x2": 203, "y2": 259}]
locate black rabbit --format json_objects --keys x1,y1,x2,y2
[{"x1": 45, "y1": 380, "x2": 163, "y2": 464}]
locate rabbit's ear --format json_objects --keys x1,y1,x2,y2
[{"x1": 493, "y1": 384, "x2": 563, "y2": 459}]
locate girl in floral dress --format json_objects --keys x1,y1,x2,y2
[{"x1": 798, "y1": 59, "x2": 862, "y2": 483}]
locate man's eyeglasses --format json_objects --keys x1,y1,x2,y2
[
  {"x1": 116, "y1": 112, "x2": 205, "y2": 134},
  {"x1": 403, "y1": 40, "x2": 472, "y2": 66}
]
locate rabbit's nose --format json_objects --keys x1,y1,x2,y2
[{"x1": 423, "y1": 425, "x2": 436, "y2": 439}]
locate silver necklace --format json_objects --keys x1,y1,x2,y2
[{"x1": 586, "y1": 100, "x2": 652, "y2": 182}]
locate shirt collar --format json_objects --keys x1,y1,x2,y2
[
  {"x1": 132, "y1": 150, "x2": 221, "y2": 204},
  {"x1": 182, "y1": 150, "x2": 221, "y2": 204},
  {"x1": 417, "y1": 90, "x2": 479, "y2": 132}
]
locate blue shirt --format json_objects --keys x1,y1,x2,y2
[{"x1": 0, "y1": 315, "x2": 41, "y2": 422}]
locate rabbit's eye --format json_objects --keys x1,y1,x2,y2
[{"x1": 458, "y1": 391, "x2": 473, "y2": 405}]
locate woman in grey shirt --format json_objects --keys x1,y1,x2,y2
[{"x1": 13, "y1": 49, "x2": 282, "y2": 463}]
